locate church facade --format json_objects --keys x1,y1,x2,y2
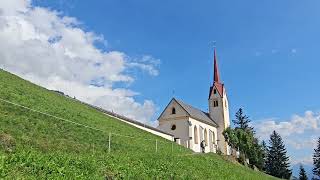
[{"x1": 157, "y1": 49, "x2": 231, "y2": 155}]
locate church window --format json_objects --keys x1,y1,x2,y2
[
  {"x1": 204, "y1": 129, "x2": 208, "y2": 146},
  {"x1": 214, "y1": 89, "x2": 217, "y2": 94},
  {"x1": 194, "y1": 126, "x2": 199, "y2": 144},
  {"x1": 214, "y1": 100, "x2": 218, "y2": 107},
  {"x1": 171, "y1": 124, "x2": 176, "y2": 130},
  {"x1": 212, "y1": 131, "x2": 216, "y2": 144},
  {"x1": 172, "y1": 107, "x2": 176, "y2": 114}
]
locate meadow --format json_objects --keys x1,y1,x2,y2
[{"x1": 0, "y1": 69, "x2": 278, "y2": 179}]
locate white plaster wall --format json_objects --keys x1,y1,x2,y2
[
  {"x1": 158, "y1": 98, "x2": 220, "y2": 153},
  {"x1": 158, "y1": 99, "x2": 189, "y2": 119},
  {"x1": 223, "y1": 95, "x2": 231, "y2": 155},
  {"x1": 208, "y1": 86, "x2": 231, "y2": 155},
  {"x1": 158, "y1": 118, "x2": 189, "y2": 147},
  {"x1": 189, "y1": 117, "x2": 218, "y2": 153},
  {"x1": 158, "y1": 99, "x2": 191, "y2": 147}
]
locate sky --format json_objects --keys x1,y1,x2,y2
[{"x1": 0, "y1": 0, "x2": 320, "y2": 176}]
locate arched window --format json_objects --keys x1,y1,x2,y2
[
  {"x1": 204, "y1": 129, "x2": 208, "y2": 146},
  {"x1": 194, "y1": 126, "x2": 198, "y2": 144},
  {"x1": 172, "y1": 107, "x2": 176, "y2": 114},
  {"x1": 212, "y1": 131, "x2": 216, "y2": 145}
]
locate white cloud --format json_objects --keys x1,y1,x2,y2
[
  {"x1": 254, "y1": 111, "x2": 320, "y2": 166},
  {"x1": 255, "y1": 111, "x2": 320, "y2": 139},
  {"x1": 291, "y1": 155, "x2": 314, "y2": 166},
  {"x1": 0, "y1": 0, "x2": 159, "y2": 124},
  {"x1": 287, "y1": 138, "x2": 318, "y2": 150},
  {"x1": 127, "y1": 55, "x2": 160, "y2": 76}
]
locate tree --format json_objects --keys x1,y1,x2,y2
[
  {"x1": 261, "y1": 140, "x2": 268, "y2": 171},
  {"x1": 313, "y1": 137, "x2": 320, "y2": 180},
  {"x1": 261, "y1": 140, "x2": 268, "y2": 158},
  {"x1": 223, "y1": 127, "x2": 265, "y2": 169},
  {"x1": 265, "y1": 131, "x2": 292, "y2": 179},
  {"x1": 224, "y1": 108, "x2": 266, "y2": 170},
  {"x1": 299, "y1": 165, "x2": 308, "y2": 180},
  {"x1": 232, "y1": 108, "x2": 253, "y2": 132}
]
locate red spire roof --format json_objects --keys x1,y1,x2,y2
[
  {"x1": 209, "y1": 48, "x2": 224, "y2": 99},
  {"x1": 213, "y1": 48, "x2": 221, "y2": 83}
]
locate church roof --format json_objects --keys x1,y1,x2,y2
[
  {"x1": 174, "y1": 98, "x2": 218, "y2": 127},
  {"x1": 213, "y1": 48, "x2": 221, "y2": 83},
  {"x1": 209, "y1": 82, "x2": 224, "y2": 99}
]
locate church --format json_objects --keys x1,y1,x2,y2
[{"x1": 157, "y1": 49, "x2": 231, "y2": 155}]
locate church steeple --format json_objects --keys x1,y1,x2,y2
[
  {"x1": 208, "y1": 48, "x2": 231, "y2": 155},
  {"x1": 213, "y1": 48, "x2": 221, "y2": 83},
  {"x1": 209, "y1": 48, "x2": 224, "y2": 99}
]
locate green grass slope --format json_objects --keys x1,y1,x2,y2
[{"x1": 0, "y1": 69, "x2": 278, "y2": 179}]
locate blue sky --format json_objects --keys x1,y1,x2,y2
[
  {"x1": 3, "y1": 0, "x2": 319, "y2": 176},
  {"x1": 33, "y1": 0, "x2": 320, "y2": 119}
]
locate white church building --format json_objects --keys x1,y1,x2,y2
[{"x1": 157, "y1": 49, "x2": 231, "y2": 155}]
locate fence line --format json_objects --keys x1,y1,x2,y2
[
  {"x1": 0, "y1": 97, "x2": 174, "y2": 144},
  {"x1": 0, "y1": 97, "x2": 106, "y2": 133},
  {"x1": 0, "y1": 101, "x2": 191, "y2": 154},
  {"x1": 108, "y1": 132, "x2": 111, "y2": 153}
]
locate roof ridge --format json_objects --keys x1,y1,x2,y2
[{"x1": 174, "y1": 99, "x2": 218, "y2": 127}]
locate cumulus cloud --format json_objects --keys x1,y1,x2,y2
[
  {"x1": 254, "y1": 111, "x2": 320, "y2": 139},
  {"x1": 254, "y1": 111, "x2": 320, "y2": 166},
  {"x1": 0, "y1": 0, "x2": 159, "y2": 124},
  {"x1": 287, "y1": 138, "x2": 318, "y2": 150},
  {"x1": 291, "y1": 156, "x2": 314, "y2": 166}
]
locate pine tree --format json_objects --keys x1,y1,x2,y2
[
  {"x1": 232, "y1": 108, "x2": 253, "y2": 131},
  {"x1": 262, "y1": 140, "x2": 268, "y2": 156},
  {"x1": 313, "y1": 137, "x2": 320, "y2": 180},
  {"x1": 261, "y1": 140, "x2": 268, "y2": 171},
  {"x1": 265, "y1": 131, "x2": 292, "y2": 179},
  {"x1": 299, "y1": 165, "x2": 308, "y2": 180}
]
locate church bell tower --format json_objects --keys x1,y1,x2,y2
[{"x1": 208, "y1": 48, "x2": 231, "y2": 155}]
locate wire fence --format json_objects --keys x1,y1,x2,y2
[{"x1": 0, "y1": 97, "x2": 191, "y2": 156}]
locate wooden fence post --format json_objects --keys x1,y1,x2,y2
[{"x1": 108, "y1": 132, "x2": 111, "y2": 153}]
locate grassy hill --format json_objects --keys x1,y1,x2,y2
[{"x1": 0, "y1": 69, "x2": 278, "y2": 179}]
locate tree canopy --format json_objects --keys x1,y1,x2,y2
[
  {"x1": 299, "y1": 165, "x2": 308, "y2": 180},
  {"x1": 265, "y1": 131, "x2": 292, "y2": 179},
  {"x1": 232, "y1": 108, "x2": 253, "y2": 132}
]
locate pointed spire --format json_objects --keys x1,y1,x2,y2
[{"x1": 213, "y1": 48, "x2": 221, "y2": 83}]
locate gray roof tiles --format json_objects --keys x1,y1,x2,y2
[{"x1": 174, "y1": 98, "x2": 218, "y2": 127}]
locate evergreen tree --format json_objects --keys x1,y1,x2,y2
[
  {"x1": 313, "y1": 137, "x2": 320, "y2": 180},
  {"x1": 262, "y1": 140, "x2": 268, "y2": 156},
  {"x1": 261, "y1": 140, "x2": 268, "y2": 171},
  {"x1": 265, "y1": 131, "x2": 292, "y2": 179},
  {"x1": 232, "y1": 108, "x2": 253, "y2": 131},
  {"x1": 299, "y1": 165, "x2": 308, "y2": 180}
]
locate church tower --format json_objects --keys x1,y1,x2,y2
[{"x1": 208, "y1": 48, "x2": 231, "y2": 155}]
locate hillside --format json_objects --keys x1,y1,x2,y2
[{"x1": 0, "y1": 69, "x2": 278, "y2": 179}]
